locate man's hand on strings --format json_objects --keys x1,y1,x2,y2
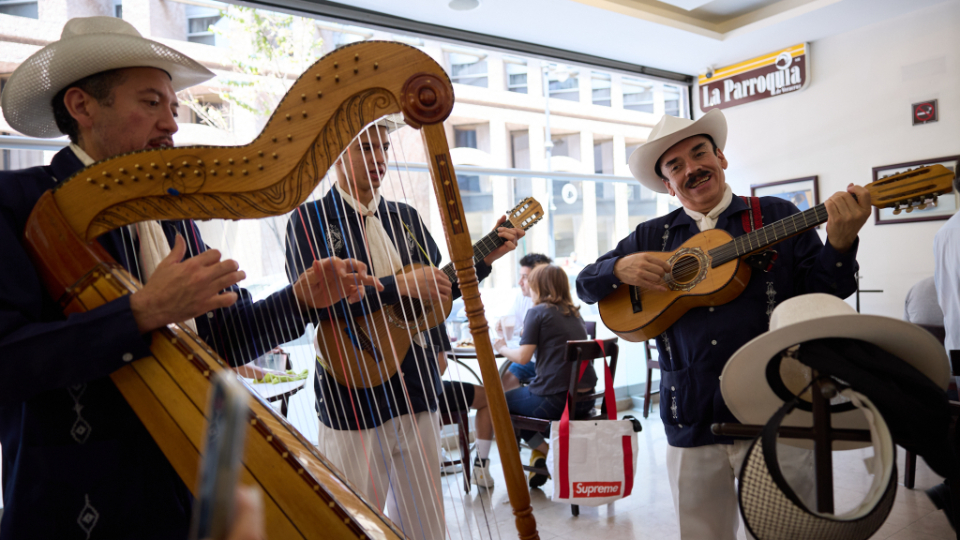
[
  {"x1": 293, "y1": 257, "x2": 382, "y2": 309},
  {"x1": 613, "y1": 252, "x2": 672, "y2": 292},
  {"x1": 397, "y1": 266, "x2": 451, "y2": 302},
  {"x1": 825, "y1": 183, "x2": 871, "y2": 254},
  {"x1": 130, "y1": 234, "x2": 244, "y2": 333},
  {"x1": 483, "y1": 215, "x2": 525, "y2": 266}
]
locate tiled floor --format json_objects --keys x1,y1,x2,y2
[{"x1": 435, "y1": 404, "x2": 957, "y2": 540}]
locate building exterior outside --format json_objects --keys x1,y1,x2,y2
[{"x1": 0, "y1": 0, "x2": 689, "y2": 401}]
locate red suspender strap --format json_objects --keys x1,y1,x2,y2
[{"x1": 739, "y1": 196, "x2": 763, "y2": 232}]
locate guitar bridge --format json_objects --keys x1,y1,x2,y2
[{"x1": 629, "y1": 285, "x2": 643, "y2": 314}]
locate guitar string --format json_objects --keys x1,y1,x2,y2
[{"x1": 656, "y1": 204, "x2": 829, "y2": 288}]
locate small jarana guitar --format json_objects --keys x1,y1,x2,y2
[
  {"x1": 316, "y1": 197, "x2": 544, "y2": 388},
  {"x1": 598, "y1": 164, "x2": 955, "y2": 342}
]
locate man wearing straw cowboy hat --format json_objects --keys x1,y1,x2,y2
[
  {"x1": 577, "y1": 109, "x2": 871, "y2": 539},
  {"x1": 0, "y1": 16, "x2": 378, "y2": 538}
]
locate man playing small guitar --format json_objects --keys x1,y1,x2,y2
[
  {"x1": 284, "y1": 117, "x2": 523, "y2": 540},
  {"x1": 576, "y1": 109, "x2": 871, "y2": 540}
]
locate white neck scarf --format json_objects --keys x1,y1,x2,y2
[
  {"x1": 684, "y1": 184, "x2": 733, "y2": 231},
  {"x1": 70, "y1": 144, "x2": 196, "y2": 332},
  {"x1": 335, "y1": 181, "x2": 404, "y2": 278}
]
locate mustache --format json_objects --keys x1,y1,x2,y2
[{"x1": 685, "y1": 170, "x2": 711, "y2": 188}]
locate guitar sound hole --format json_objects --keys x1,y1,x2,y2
[
  {"x1": 391, "y1": 297, "x2": 425, "y2": 322},
  {"x1": 671, "y1": 255, "x2": 701, "y2": 284}
]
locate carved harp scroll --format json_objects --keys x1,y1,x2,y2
[{"x1": 22, "y1": 41, "x2": 539, "y2": 540}]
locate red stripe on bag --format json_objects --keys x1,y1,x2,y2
[
  {"x1": 621, "y1": 435, "x2": 634, "y2": 497},
  {"x1": 559, "y1": 346, "x2": 595, "y2": 499},
  {"x1": 558, "y1": 394, "x2": 572, "y2": 499}
]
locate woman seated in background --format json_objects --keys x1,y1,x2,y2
[{"x1": 492, "y1": 264, "x2": 596, "y2": 489}]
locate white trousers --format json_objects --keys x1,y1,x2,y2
[
  {"x1": 666, "y1": 440, "x2": 816, "y2": 540},
  {"x1": 318, "y1": 411, "x2": 444, "y2": 540}
]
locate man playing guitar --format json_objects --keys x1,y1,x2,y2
[
  {"x1": 284, "y1": 119, "x2": 523, "y2": 540},
  {"x1": 576, "y1": 109, "x2": 871, "y2": 540}
]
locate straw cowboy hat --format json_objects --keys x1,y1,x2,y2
[
  {"x1": 721, "y1": 293, "x2": 950, "y2": 450},
  {"x1": 738, "y1": 388, "x2": 898, "y2": 540},
  {"x1": 1, "y1": 16, "x2": 214, "y2": 138},
  {"x1": 627, "y1": 108, "x2": 727, "y2": 193},
  {"x1": 371, "y1": 114, "x2": 407, "y2": 133}
]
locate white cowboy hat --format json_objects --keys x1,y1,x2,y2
[
  {"x1": 721, "y1": 293, "x2": 949, "y2": 449},
  {"x1": 1, "y1": 16, "x2": 214, "y2": 138},
  {"x1": 370, "y1": 114, "x2": 406, "y2": 133},
  {"x1": 627, "y1": 108, "x2": 727, "y2": 193}
]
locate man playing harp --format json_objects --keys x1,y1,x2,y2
[
  {"x1": 285, "y1": 119, "x2": 523, "y2": 540},
  {"x1": 0, "y1": 16, "x2": 378, "y2": 539}
]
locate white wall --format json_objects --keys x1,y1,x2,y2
[{"x1": 707, "y1": 0, "x2": 960, "y2": 318}]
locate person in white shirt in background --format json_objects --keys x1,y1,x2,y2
[
  {"x1": 927, "y1": 172, "x2": 960, "y2": 529},
  {"x1": 499, "y1": 253, "x2": 551, "y2": 392},
  {"x1": 904, "y1": 276, "x2": 944, "y2": 327},
  {"x1": 934, "y1": 172, "x2": 960, "y2": 353}
]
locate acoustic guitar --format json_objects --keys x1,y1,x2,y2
[
  {"x1": 316, "y1": 197, "x2": 544, "y2": 388},
  {"x1": 599, "y1": 165, "x2": 955, "y2": 342}
]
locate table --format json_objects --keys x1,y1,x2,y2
[{"x1": 243, "y1": 378, "x2": 307, "y2": 417}]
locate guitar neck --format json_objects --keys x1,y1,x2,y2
[
  {"x1": 709, "y1": 203, "x2": 829, "y2": 266},
  {"x1": 441, "y1": 219, "x2": 516, "y2": 284}
]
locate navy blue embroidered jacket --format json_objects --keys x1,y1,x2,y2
[
  {"x1": 285, "y1": 187, "x2": 491, "y2": 430},
  {"x1": 0, "y1": 148, "x2": 313, "y2": 539},
  {"x1": 576, "y1": 195, "x2": 859, "y2": 447}
]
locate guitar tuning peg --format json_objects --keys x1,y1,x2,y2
[
  {"x1": 906, "y1": 206, "x2": 915, "y2": 213},
  {"x1": 918, "y1": 204, "x2": 928, "y2": 211},
  {"x1": 893, "y1": 207, "x2": 902, "y2": 215}
]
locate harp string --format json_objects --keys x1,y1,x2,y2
[
  {"x1": 359, "y1": 127, "x2": 458, "y2": 533},
  {"x1": 369, "y1": 121, "x2": 505, "y2": 540},
  {"x1": 386, "y1": 121, "x2": 509, "y2": 540},
  {"x1": 306, "y1": 153, "x2": 436, "y2": 536},
  {"x1": 297, "y1": 174, "x2": 395, "y2": 505},
  {"x1": 338, "y1": 136, "x2": 448, "y2": 537}
]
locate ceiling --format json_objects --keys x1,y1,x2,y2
[{"x1": 315, "y1": 0, "x2": 950, "y2": 77}]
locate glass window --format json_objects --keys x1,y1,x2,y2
[
  {"x1": 591, "y1": 73, "x2": 611, "y2": 107},
  {"x1": 187, "y1": 15, "x2": 221, "y2": 45},
  {"x1": 449, "y1": 52, "x2": 488, "y2": 88},
  {"x1": 114, "y1": 4, "x2": 122, "y2": 18},
  {"x1": 665, "y1": 84, "x2": 684, "y2": 118},
  {"x1": 505, "y1": 60, "x2": 527, "y2": 94},
  {"x1": 454, "y1": 128, "x2": 478, "y2": 149},
  {"x1": 547, "y1": 66, "x2": 579, "y2": 102},
  {"x1": 0, "y1": 0, "x2": 38, "y2": 18},
  {"x1": 623, "y1": 78, "x2": 654, "y2": 113}
]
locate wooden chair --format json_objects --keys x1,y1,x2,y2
[
  {"x1": 440, "y1": 408, "x2": 472, "y2": 493},
  {"x1": 642, "y1": 340, "x2": 659, "y2": 419},
  {"x1": 905, "y1": 324, "x2": 948, "y2": 489},
  {"x1": 510, "y1": 338, "x2": 619, "y2": 516},
  {"x1": 585, "y1": 320, "x2": 597, "y2": 340}
]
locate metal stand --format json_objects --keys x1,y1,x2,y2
[
  {"x1": 714, "y1": 371, "x2": 960, "y2": 539},
  {"x1": 712, "y1": 374, "x2": 868, "y2": 514}
]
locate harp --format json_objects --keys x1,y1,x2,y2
[{"x1": 22, "y1": 42, "x2": 539, "y2": 540}]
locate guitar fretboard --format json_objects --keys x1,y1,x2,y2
[
  {"x1": 708, "y1": 204, "x2": 829, "y2": 266},
  {"x1": 441, "y1": 219, "x2": 516, "y2": 284}
]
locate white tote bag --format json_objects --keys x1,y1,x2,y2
[{"x1": 549, "y1": 341, "x2": 641, "y2": 506}]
